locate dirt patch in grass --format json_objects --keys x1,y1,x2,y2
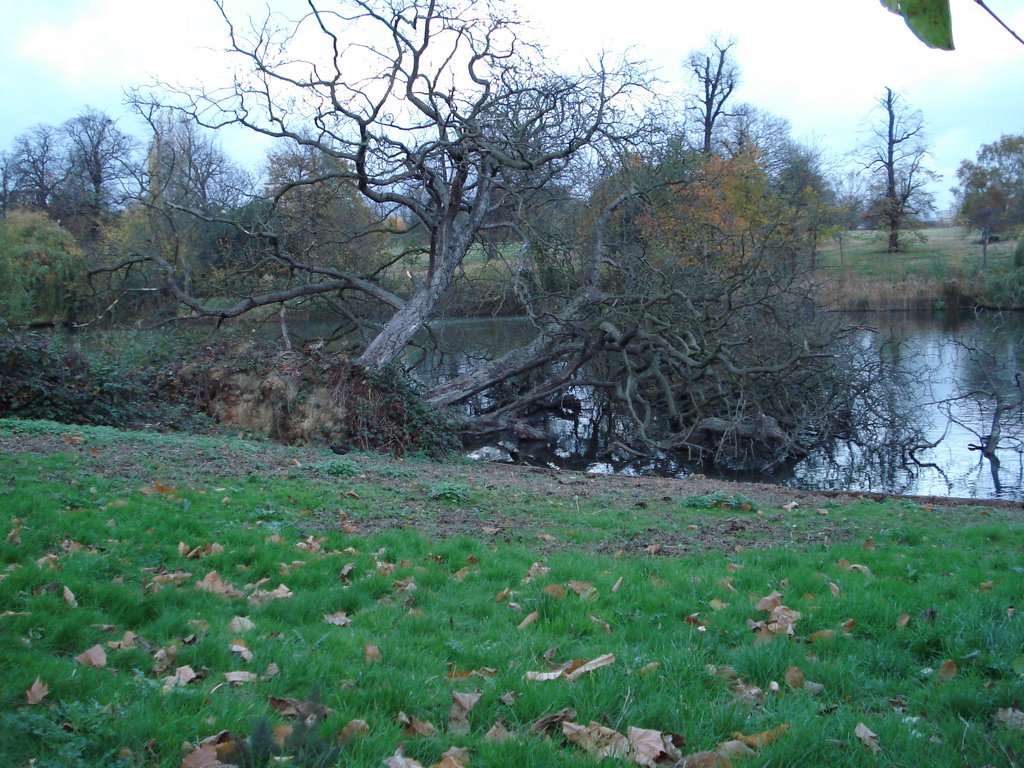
[{"x1": 3, "y1": 427, "x2": 1018, "y2": 557}]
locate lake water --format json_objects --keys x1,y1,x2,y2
[{"x1": 297, "y1": 312, "x2": 1024, "y2": 500}]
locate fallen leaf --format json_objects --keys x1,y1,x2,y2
[
  {"x1": 517, "y1": 611, "x2": 540, "y2": 630},
  {"x1": 223, "y1": 671, "x2": 258, "y2": 685},
  {"x1": 678, "y1": 751, "x2": 732, "y2": 767},
  {"x1": 612, "y1": 576, "x2": 624, "y2": 592},
  {"x1": 364, "y1": 643, "x2": 382, "y2": 663},
  {"x1": 628, "y1": 726, "x2": 686, "y2": 766},
  {"x1": 163, "y1": 665, "x2": 199, "y2": 689},
  {"x1": 995, "y1": 708, "x2": 1024, "y2": 730},
  {"x1": 522, "y1": 562, "x2": 550, "y2": 583},
  {"x1": 563, "y1": 721, "x2": 629, "y2": 760},
  {"x1": 383, "y1": 747, "x2": 424, "y2": 768},
  {"x1": 26, "y1": 677, "x2": 48, "y2": 706},
  {"x1": 151, "y1": 644, "x2": 177, "y2": 674},
  {"x1": 107, "y1": 630, "x2": 138, "y2": 650},
  {"x1": 862, "y1": 536, "x2": 876, "y2": 551},
  {"x1": 486, "y1": 718, "x2": 512, "y2": 742},
  {"x1": 564, "y1": 652, "x2": 616, "y2": 682},
  {"x1": 324, "y1": 611, "x2": 352, "y2": 627},
  {"x1": 530, "y1": 707, "x2": 577, "y2": 735},
  {"x1": 784, "y1": 666, "x2": 804, "y2": 689},
  {"x1": 732, "y1": 722, "x2": 790, "y2": 748},
  {"x1": 638, "y1": 662, "x2": 661, "y2": 677},
  {"x1": 782, "y1": 501, "x2": 799, "y2": 511},
  {"x1": 896, "y1": 612, "x2": 910, "y2": 628},
  {"x1": 709, "y1": 598, "x2": 729, "y2": 611},
  {"x1": 228, "y1": 616, "x2": 255, "y2": 633},
  {"x1": 938, "y1": 660, "x2": 957, "y2": 679},
  {"x1": 841, "y1": 618, "x2": 857, "y2": 633},
  {"x1": 829, "y1": 582, "x2": 840, "y2": 598},
  {"x1": 855, "y1": 722, "x2": 881, "y2": 753},
  {"x1": 268, "y1": 695, "x2": 332, "y2": 723},
  {"x1": 337, "y1": 718, "x2": 370, "y2": 743},
  {"x1": 589, "y1": 614, "x2": 612, "y2": 634},
  {"x1": 247, "y1": 583, "x2": 292, "y2": 604},
  {"x1": 715, "y1": 740, "x2": 755, "y2": 760},
  {"x1": 180, "y1": 744, "x2": 220, "y2": 768},
  {"x1": 755, "y1": 591, "x2": 784, "y2": 612},
  {"x1": 76, "y1": 644, "x2": 107, "y2": 668},
  {"x1": 568, "y1": 580, "x2": 598, "y2": 600},
  {"x1": 449, "y1": 690, "x2": 482, "y2": 734},
  {"x1": 229, "y1": 638, "x2": 253, "y2": 663},
  {"x1": 979, "y1": 580, "x2": 994, "y2": 591},
  {"x1": 261, "y1": 662, "x2": 280, "y2": 681},
  {"x1": 544, "y1": 584, "x2": 566, "y2": 599},
  {"x1": 397, "y1": 711, "x2": 437, "y2": 736},
  {"x1": 196, "y1": 571, "x2": 244, "y2": 598},
  {"x1": 435, "y1": 746, "x2": 470, "y2": 768}
]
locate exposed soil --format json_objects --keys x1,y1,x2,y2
[{"x1": 4, "y1": 428, "x2": 1020, "y2": 557}]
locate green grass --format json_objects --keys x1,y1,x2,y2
[
  {"x1": 817, "y1": 226, "x2": 1020, "y2": 281},
  {"x1": 2, "y1": 419, "x2": 1023, "y2": 767}
]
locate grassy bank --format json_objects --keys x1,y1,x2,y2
[
  {"x1": 813, "y1": 227, "x2": 1022, "y2": 312},
  {"x1": 2, "y1": 419, "x2": 1023, "y2": 767}
]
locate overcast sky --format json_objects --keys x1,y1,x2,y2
[{"x1": 2, "y1": 0, "x2": 1022, "y2": 213}]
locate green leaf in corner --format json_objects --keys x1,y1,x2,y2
[{"x1": 880, "y1": 0, "x2": 955, "y2": 50}]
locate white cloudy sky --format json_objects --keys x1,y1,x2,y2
[{"x1": 2, "y1": 0, "x2": 1022, "y2": 212}]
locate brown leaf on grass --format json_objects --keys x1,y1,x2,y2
[
  {"x1": 494, "y1": 587, "x2": 511, "y2": 602},
  {"x1": 446, "y1": 665, "x2": 499, "y2": 680},
  {"x1": 678, "y1": 751, "x2": 732, "y2": 768},
  {"x1": 76, "y1": 644, "x2": 107, "y2": 668},
  {"x1": 261, "y1": 662, "x2": 280, "y2": 681},
  {"x1": 715, "y1": 740, "x2": 755, "y2": 760},
  {"x1": 36, "y1": 553, "x2": 60, "y2": 569},
  {"x1": 26, "y1": 677, "x2": 48, "y2": 706},
  {"x1": 363, "y1": 643, "x2": 382, "y2": 663},
  {"x1": 543, "y1": 583, "x2": 566, "y2": 599},
  {"x1": 499, "y1": 691, "x2": 519, "y2": 706},
  {"x1": 434, "y1": 746, "x2": 471, "y2": 768},
  {"x1": 837, "y1": 560, "x2": 874, "y2": 576},
  {"x1": 755, "y1": 591, "x2": 784, "y2": 612},
  {"x1": 564, "y1": 652, "x2": 616, "y2": 682},
  {"x1": 185, "y1": 543, "x2": 225, "y2": 560},
  {"x1": 808, "y1": 629, "x2": 835, "y2": 643},
  {"x1": 563, "y1": 721, "x2": 629, "y2": 760},
  {"x1": 6, "y1": 518, "x2": 23, "y2": 545},
  {"x1": 612, "y1": 576, "x2": 624, "y2": 592},
  {"x1": 589, "y1": 615, "x2": 612, "y2": 634},
  {"x1": 247, "y1": 583, "x2": 292, "y2": 604},
  {"x1": 228, "y1": 616, "x2": 255, "y2": 633},
  {"x1": 163, "y1": 665, "x2": 199, "y2": 689},
  {"x1": 223, "y1": 671, "x2": 258, "y2": 685},
  {"x1": 517, "y1": 611, "x2": 540, "y2": 630},
  {"x1": 855, "y1": 722, "x2": 881, "y2": 753},
  {"x1": 979, "y1": 580, "x2": 994, "y2": 591},
  {"x1": 782, "y1": 501, "x2": 799, "y2": 511},
  {"x1": 627, "y1": 726, "x2": 686, "y2": 766},
  {"x1": 383, "y1": 748, "x2": 424, "y2": 768},
  {"x1": 151, "y1": 644, "x2": 177, "y2": 674},
  {"x1": 295, "y1": 535, "x2": 324, "y2": 553},
  {"x1": 196, "y1": 571, "x2": 244, "y2": 598},
  {"x1": 228, "y1": 639, "x2": 253, "y2": 663},
  {"x1": 840, "y1": 618, "x2": 857, "y2": 633},
  {"x1": 397, "y1": 711, "x2": 437, "y2": 736},
  {"x1": 449, "y1": 691, "x2": 482, "y2": 734},
  {"x1": 339, "y1": 562, "x2": 356, "y2": 582},
  {"x1": 522, "y1": 562, "x2": 550, "y2": 583},
  {"x1": 567, "y1": 580, "x2": 598, "y2": 600},
  {"x1": 732, "y1": 723, "x2": 790, "y2": 749},
  {"x1": 323, "y1": 611, "x2": 351, "y2": 627},
  {"x1": 784, "y1": 666, "x2": 804, "y2": 690},
  {"x1": 272, "y1": 725, "x2": 293, "y2": 748},
  {"x1": 530, "y1": 707, "x2": 577, "y2": 736},
  {"x1": 485, "y1": 718, "x2": 512, "y2": 742},
  {"x1": 149, "y1": 568, "x2": 192, "y2": 590},
  {"x1": 995, "y1": 708, "x2": 1024, "y2": 730},
  {"x1": 862, "y1": 536, "x2": 876, "y2": 551},
  {"x1": 62, "y1": 585, "x2": 78, "y2": 607},
  {"x1": 337, "y1": 718, "x2": 370, "y2": 743},
  {"x1": 829, "y1": 582, "x2": 840, "y2": 598},
  {"x1": 709, "y1": 598, "x2": 729, "y2": 611},
  {"x1": 107, "y1": 630, "x2": 139, "y2": 650},
  {"x1": 269, "y1": 695, "x2": 332, "y2": 723},
  {"x1": 938, "y1": 660, "x2": 958, "y2": 679},
  {"x1": 180, "y1": 744, "x2": 220, "y2": 768},
  {"x1": 717, "y1": 577, "x2": 736, "y2": 593},
  {"x1": 766, "y1": 605, "x2": 801, "y2": 635}
]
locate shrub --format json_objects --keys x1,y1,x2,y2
[{"x1": 0, "y1": 327, "x2": 148, "y2": 425}]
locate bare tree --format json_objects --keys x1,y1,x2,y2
[
  {"x1": 862, "y1": 87, "x2": 936, "y2": 252},
  {"x1": 11, "y1": 125, "x2": 66, "y2": 213},
  {"x1": 684, "y1": 37, "x2": 739, "y2": 155},
  {"x1": 60, "y1": 108, "x2": 138, "y2": 243},
  {"x1": 129, "y1": 0, "x2": 650, "y2": 369}
]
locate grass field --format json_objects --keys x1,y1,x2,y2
[{"x1": 2, "y1": 418, "x2": 1023, "y2": 767}]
